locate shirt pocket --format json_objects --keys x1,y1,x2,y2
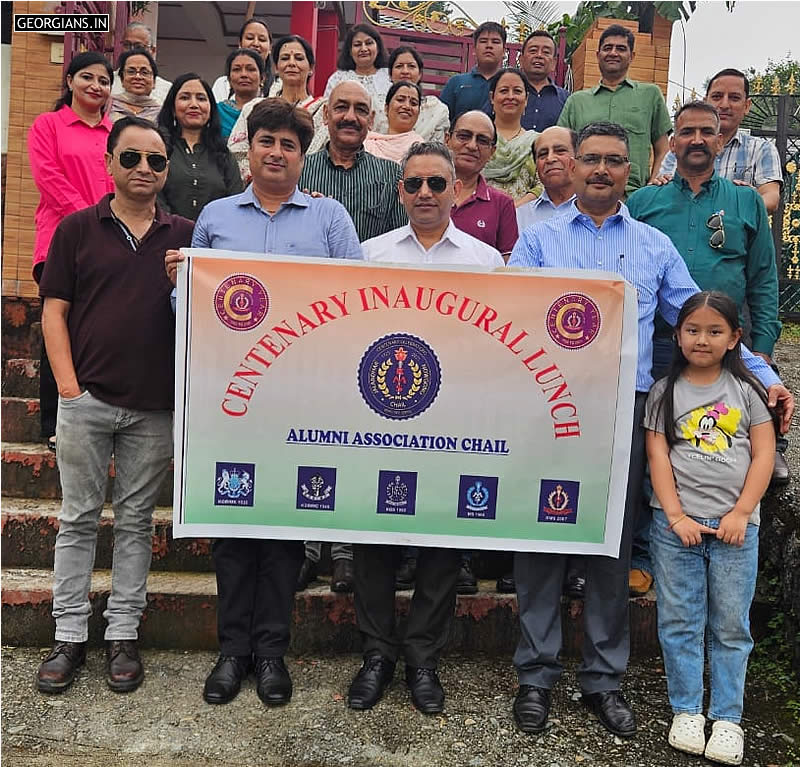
[
  {"x1": 714, "y1": 212, "x2": 748, "y2": 258},
  {"x1": 362, "y1": 181, "x2": 393, "y2": 220}
]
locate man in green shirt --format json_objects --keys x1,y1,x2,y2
[
  {"x1": 626, "y1": 101, "x2": 780, "y2": 593},
  {"x1": 558, "y1": 24, "x2": 672, "y2": 194}
]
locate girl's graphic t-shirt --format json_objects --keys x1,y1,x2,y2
[{"x1": 644, "y1": 369, "x2": 773, "y2": 525}]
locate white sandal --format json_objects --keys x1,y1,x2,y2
[
  {"x1": 705, "y1": 720, "x2": 745, "y2": 766},
  {"x1": 668, "y1": 713, "x2": 706, "y2": 755}
]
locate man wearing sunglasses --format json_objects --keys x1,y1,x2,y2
[
  {"x1": 36, "y1": 116, "x2": 194, "y2": 695},
  {"x1": 508, "y1": 121, "x2": 793, "y2": 740},
  {"x1": 347, "y1": 142, "x2": 503, "y2": 717},
  {"x1": 628, "y1": 102, "x2": 782, "y2": 486}
]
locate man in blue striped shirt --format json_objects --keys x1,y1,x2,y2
[{"x1": 507, "y1": 122, "x2": 793, "y2": 739}]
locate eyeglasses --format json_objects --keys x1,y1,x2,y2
[
  {"x1": 116, "y1": 150, "x2": 168, "y2": 172},
  {"x1": 121, "y1": 41, "x2": 149, "y2": 51},
  {"x1": 402, "y1": 176, "x2": 448, "y2": 194},
  {"x1": 452, "y1": 130, "x2": 494, "y2": 148},
  {"x1": 576, "y1": 153, "x2": 629, "y2": 168},
  {"x1": 124, "y1": 67, "x2": 153, "y2": 78},
  {"x1": 707, "y1": 210, "x2": 725, "y2": 249}
]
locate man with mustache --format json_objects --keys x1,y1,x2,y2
[
  {"x1": 558, "y1": 24, "x2": 672, "y2": 195},
  {"x1": 628, "y1": 101, "x2": 781, "y2": 526},
  {"x1": 517, "y1": 30, "x2": 569, "y2": 133},
  {"x1": 508, "y1": 121, "x2": 791, "y2": 739},
  {"x1": 297, "y1": 79, "x2": 407, "y2": 593},
  {"x1": 657, "y1": 69, "x2": 782, "y2": 215}
]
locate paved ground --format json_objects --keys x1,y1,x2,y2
[{"x1": 1, "y1": 647, "x2": 797, "y2": 767}]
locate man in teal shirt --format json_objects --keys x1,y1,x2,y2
[
  {"x1": 626, "y1": 100, "x2": 780, "y2": 592},
  {"x1": 558, "y1": 24, "x2": 672, "y2": 194},
  {"x1": 627, "y1": 101, "x2": 780, "y2": 359}
]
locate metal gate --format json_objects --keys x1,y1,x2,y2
[{"x1": 743, "y1": 85, "x2": 800, "y2": 319}]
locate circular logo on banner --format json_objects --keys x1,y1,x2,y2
[
  {"x1": 213, "y1": 274, "x2": 270, "y2": 331},
  {"x1": 546, "y1": 293, "x2": 601, "y2": 350},
  {"x1": 358, "y1": 333, "x2": 441, "y2": 420}
]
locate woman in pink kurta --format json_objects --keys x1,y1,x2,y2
[{"x1": 27, "y1": 50, "x2": 115, "y2": 447}]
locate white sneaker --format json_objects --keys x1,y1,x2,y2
[
  {"x1": 705, "y1": 720, "x2": 745, "y2": 766},
  {"x1": 668, "y1": 712, "x2": 706, "y2": 755}
]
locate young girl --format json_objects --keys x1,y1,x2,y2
[{"x1": 644, "y1": 292, "x2": 777, "y2": 766}]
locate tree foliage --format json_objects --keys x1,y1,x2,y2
[{"x1": 746, "y1": 55, "x2": 800, "y2": 94}]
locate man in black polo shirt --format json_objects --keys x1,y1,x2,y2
[{"x1": 36, "y1": 116, "x2": 194, "y2": 695}]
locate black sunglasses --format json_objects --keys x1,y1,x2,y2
[
  {"x1": 116, "y1": 150, "x2": 168, "y2": 172},
  {"x1": 707, "y1": 210, "x2": 725, "y2": 249},
  {"x1": 402, "y1": 175, "x2": 448, "y2": 194}
]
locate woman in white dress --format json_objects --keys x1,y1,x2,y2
[
  {"x1": 364, "y1": 81, "x2": 424, "y2": 163},
  {"x1": 212, "y1": 17, "x2": 273, "y2": 103},
  {"x1": 373, "y1": 45, "x2": 449, "y2": 143}
]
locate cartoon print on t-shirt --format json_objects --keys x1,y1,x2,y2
[{"x1": 680, "y1": 401, "x2": 741, "y2": 453}]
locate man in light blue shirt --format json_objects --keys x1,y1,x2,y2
[
  {"x1": 507, "y1": 122, "x2": 792, "y2": 740},
  {"x1": 516, "y1": 125, "x2": 578, "y2": 233},
  {"x1": 166, "y1": 99, "x2": 361, "y2": 710}
]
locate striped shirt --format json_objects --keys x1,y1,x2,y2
[
  {"x1": 298, "y1": 145, "x2": 407, "y2": 243},
  {"x1": 508, "y1": 201, "x2": 780, "y2": 392},
  {"x1": 659, "y1": 129, "x2": 783, "y2": 187}
]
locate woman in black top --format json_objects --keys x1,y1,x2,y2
[{"x1": 157, "y1": 73, "x2": 242, "y2": 221}]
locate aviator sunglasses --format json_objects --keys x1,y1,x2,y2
[
  {"x1": 707, "y1": 210, "x2": 725, "y2": 249},
  {"x1": 402, "y1": 175, "x2": 448, "y2": 194},
  {"x1": 115, "y1": 149, "x2": 168, "y2": 172}
]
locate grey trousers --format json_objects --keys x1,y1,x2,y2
[
  {"x1": 52, "y1": 390, "x2": 173, "y2": 643},
  {"x1": 514, "y1": 392, "x2": 647, "y2": 694}
]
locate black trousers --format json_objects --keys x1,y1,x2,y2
[
  {"x1": 353, "y1": 544, "x2": 461, "y2": 668},
  {"x1": 33, "y1": 262, "x2": 57, "y2": 440},
  {"x1": 212, "y1": 538, "x2": 304, "y2": 657}
]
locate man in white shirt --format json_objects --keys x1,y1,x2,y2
[
  {"x1": 363, "y1": 142, "x2": 504, "y2": 266},
  {"x1": 349, "y1": 142, "x2": 502, "y2": 717},
  {"x1": 112, "y1": 22, "x2": 172, "y2": 104}
]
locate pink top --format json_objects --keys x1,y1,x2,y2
[{"x1": 28, "y1": 105, "x2": 115, "y2": 270}]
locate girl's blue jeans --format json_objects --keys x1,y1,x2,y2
[{"x1": 650, "y1": 509, "x2": 758, "y2": 723}]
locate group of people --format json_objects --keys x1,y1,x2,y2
[{"x1": 27, "y1": 15, "x2": 793, "y2": 767}]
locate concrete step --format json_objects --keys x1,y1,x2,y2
[
  {"x1": 2, "y1": 397, "x2": 41, "y2": 442},
  {"x1": 2, "y1": 358, "x2": 40, "y2": 398},
  {"x1": 0, "y1": 566, "x2": 660, "y2": 657},
  {"x1": 1, "y1": 297, "x2": 41, "y2": 364},
  {"x1": 1, "y1": 442, "x2": 174, "y2": 506},
  {"x1": 1, "y1": 499, "x2": 212, "y2": 572}
]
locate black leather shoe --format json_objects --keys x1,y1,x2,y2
[
  {"x1": 203, "y1": 654, "x2": 251, "y2": 704},
  {"x1": 36, "y1": 641, "x2": 87, "y2": 694},
  {"x1": 255, "y1": 656, "x2": 292, "y2": 705},
  {"x1": 106, "y1": 639, "x2": 143, "y2": 693},
  {"x1": 347, "y1": 655, "x2": 396, "y2": 710},
  {"x1": 456, "y1": 559, "x2": 478, "y2": 595},
  {"x1": 496, "y1": 572, "x2": 516, "y2": 593},
  {"x1": 582, "y1": 690, "x2": 637, "y2": 737},
  {"x1": 296, "y1": 557, "x2": 318, "y2": 591},
  {"x1": 565, "y1": 574, "x2": 586, "y2": 600},
  {"x1": 405, "y1": 666, "x2": 445, "y2": 714},
  {"x1": 394, "y1": 557, "x2": 417, "y2": 590},
  {"x1": 331, "y1": 558, "x2": 354, "y2": 593},
  {"x1": 771, "y1": 450, "x2": 790, "y2": 487},
  {"x1": 513, "y1": 684, "x2": 551, "y2": 733}
]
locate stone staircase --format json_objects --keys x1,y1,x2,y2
[{"x1": 0, "y1": 296, "x2": 666, "y2": 657}]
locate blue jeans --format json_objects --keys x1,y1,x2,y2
[
  {"x1": 52, "y1": 390, "x2": 173, "y2": 642},
  {"x1": 650, "y1": 509, "x2": 758, "y2": 723}
]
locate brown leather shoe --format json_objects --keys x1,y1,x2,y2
[
  {"x1": 106, "y1": 640, "x2": 144, "y2": 693},
  {"x1": 37, "y1": 641, "x2": 87, "y2": 694},
  {"x1": 629, "y1": 568, "x2": 653, "y2": 596}
]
